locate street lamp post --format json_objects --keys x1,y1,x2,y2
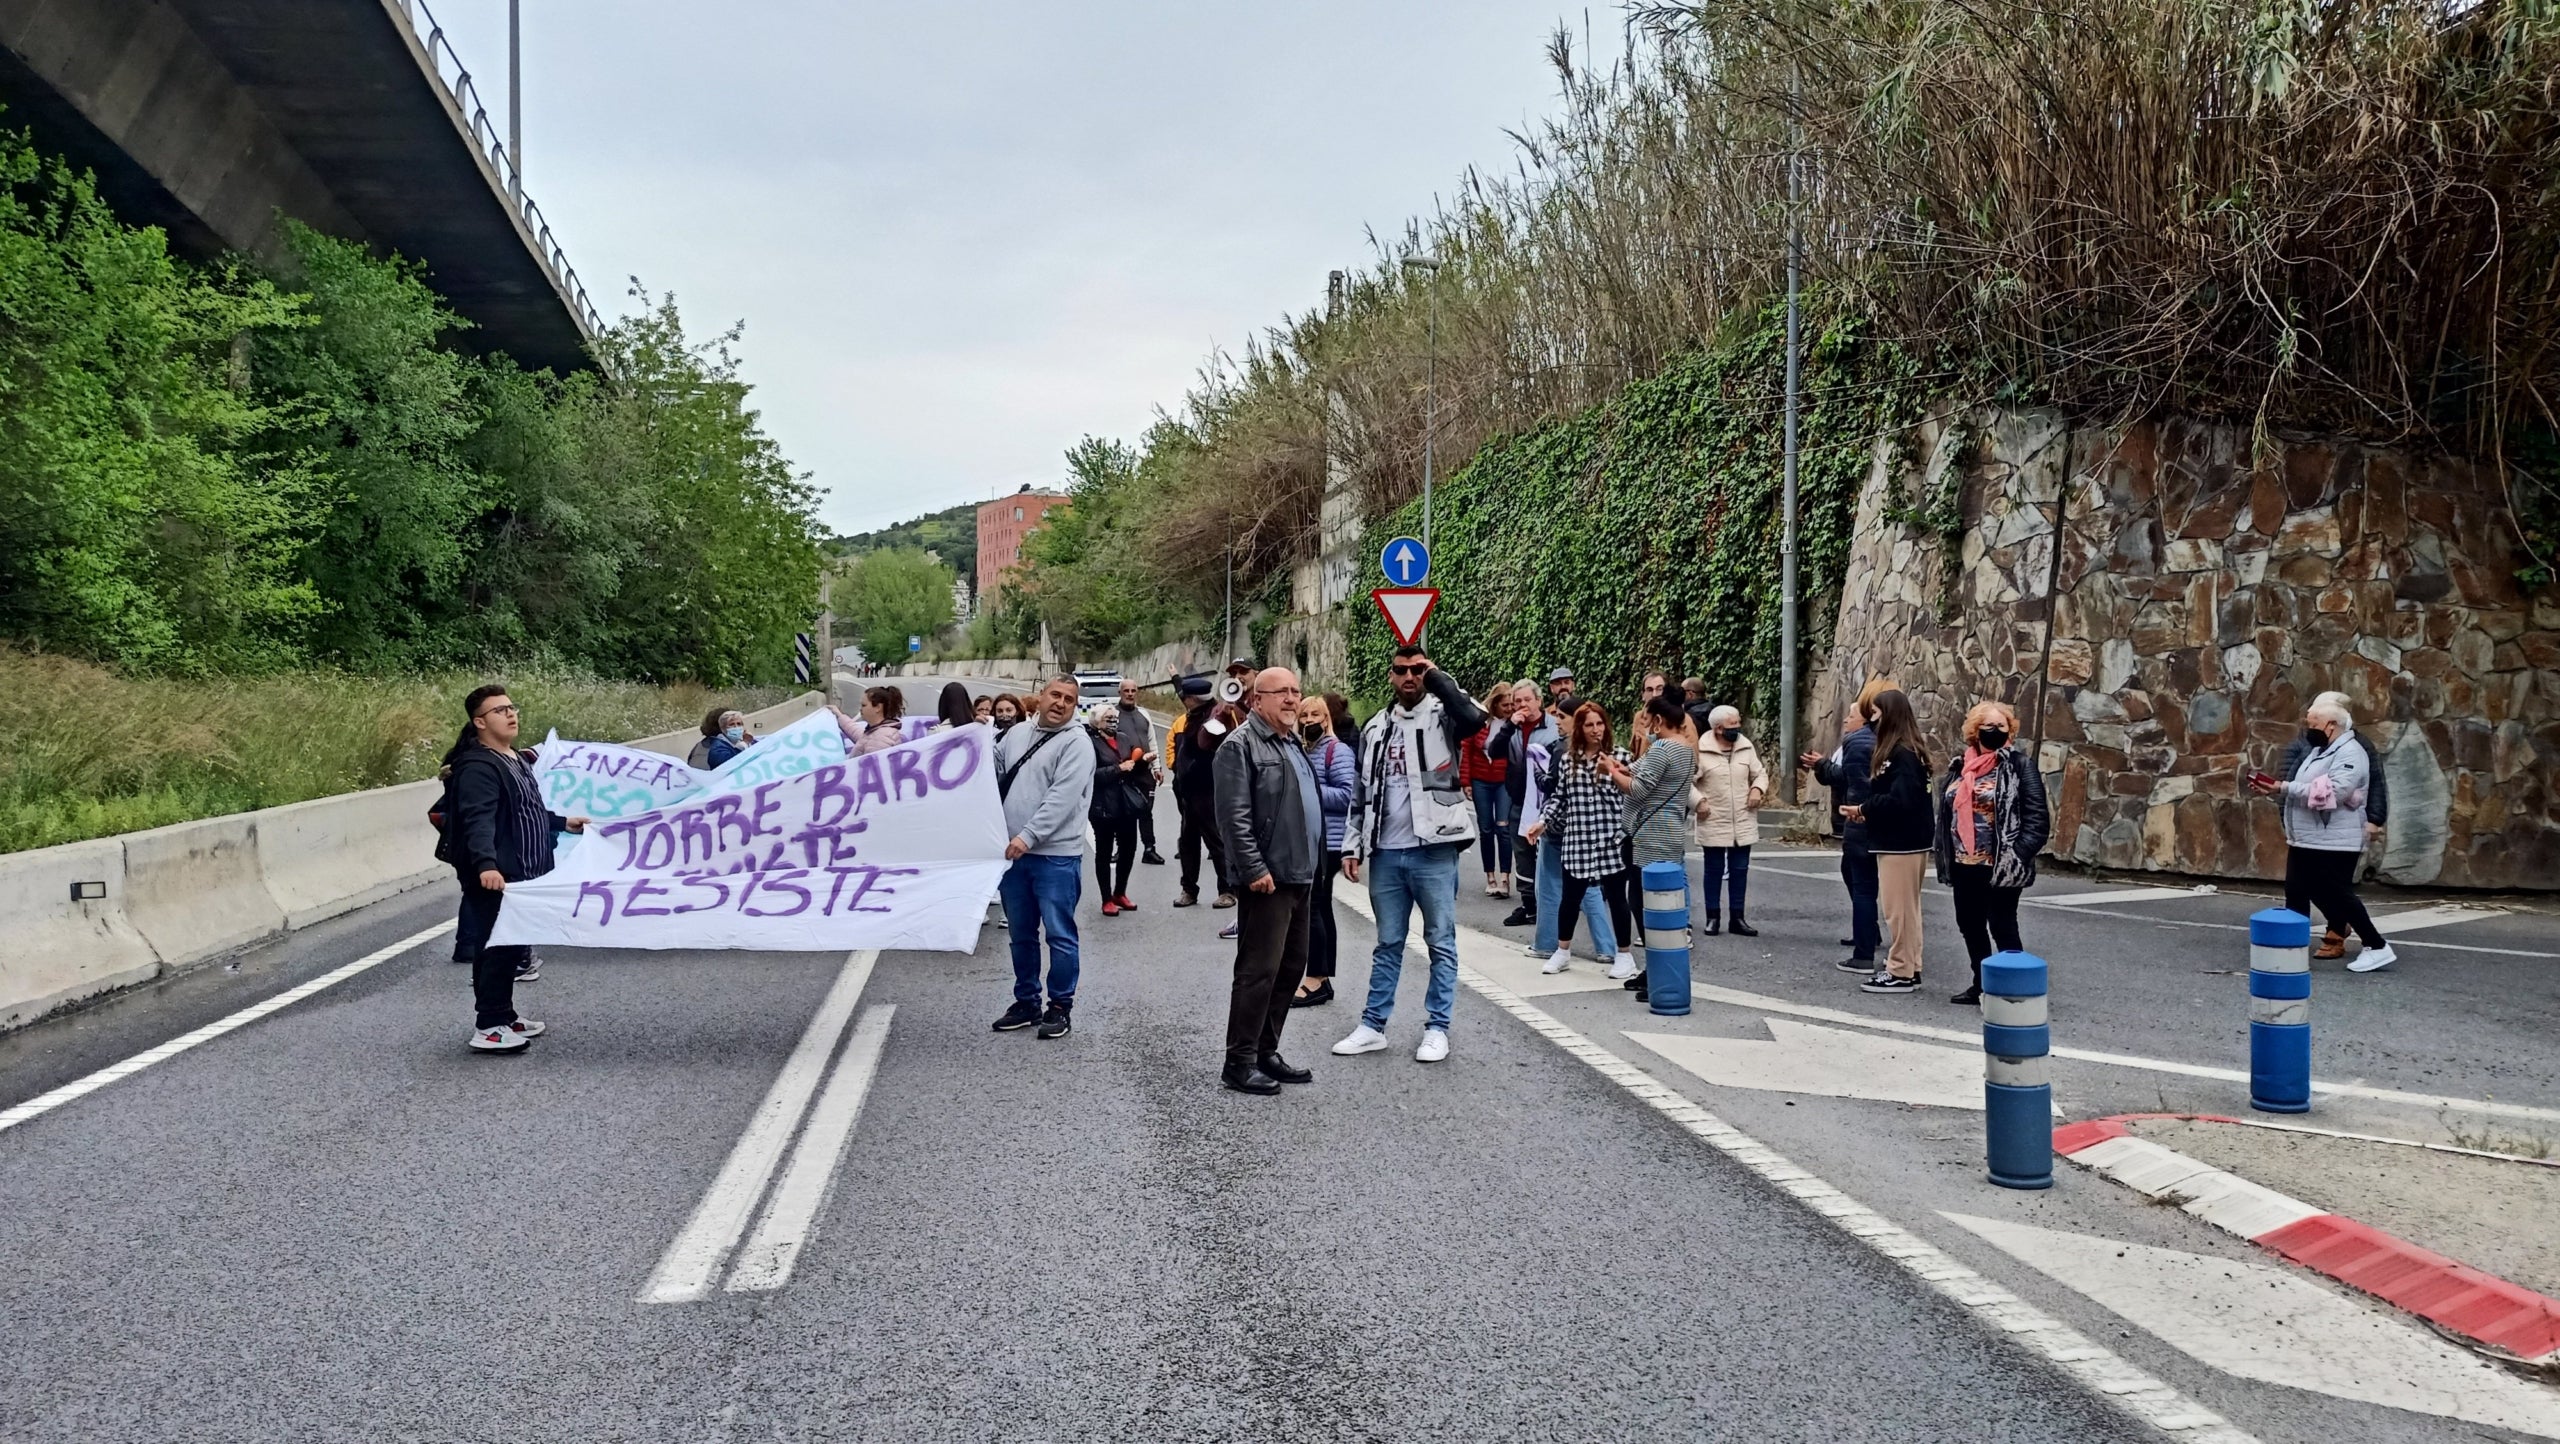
[
  {"x1": 507, "y1": 0, "x2": 522, "y2": 205},
  {"x1": 1400, "y1": 255, "x2": 1442, "y2": 554}
]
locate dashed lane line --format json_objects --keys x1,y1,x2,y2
[
  {"x1": 641, "y1": 949, "x2": 878, "y2": 1304},
  {"x1": 0, "y1": 921, "x2": 456, "y2": 1138},
  {"x1": 1339, "y1": 886, "x2": 2255, "y2": 1441}
]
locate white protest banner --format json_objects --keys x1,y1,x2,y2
[
  {"x1": 695, "y1": 703, "x2": 849, "y2": 798},
  {"x1": 533, "y1": 729, "x2": 705, "y2": 821},
  {"x1": 489, "y1": 722, "x2": 1006, "y2": 953}
]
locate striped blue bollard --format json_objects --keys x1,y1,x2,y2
[
  {"x1": 2249, "y1": 908, "x2": 2312, "y2": 1114},
  {"x1": 1640, "y1": 860, "x2": 1691, "y2": 1017},
  {"x1": 1981, "y1": 950, "x2": 2052, "y2": 1190}
]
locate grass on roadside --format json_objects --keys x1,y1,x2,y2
[{"x1": 0, "y1": 650, "x2": 792, "y2": 855}]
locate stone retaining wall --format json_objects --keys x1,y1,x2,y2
[{"x1": 1815, "y1": 408, "x2": 2558, "y2": 890}]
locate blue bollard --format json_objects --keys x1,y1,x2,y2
[
  {"x1": 2249, "y1": 908, "x2": 2312, "y2": 1114},
  {"x1": 1981, "y1": 950, "x2": 2053, "y2": 1190},
  {"x1": 1640, "y1": 860, "x2": 1691, "y2": 1017}
]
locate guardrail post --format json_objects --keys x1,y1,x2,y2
[
  {"x1": 1639, "y1": 860, "x2": 1690, "y2": 1017},
  {"x1": 2248, "y1": 907, "x2": 2312, "y2": 1114},
  {"x1": 1981, "y1": 950, "x2": 2052, "y2": 1190}
]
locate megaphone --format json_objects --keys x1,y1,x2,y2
[{"x1": 1216, "y1": 675, "x2": 1247, "y2": 705}]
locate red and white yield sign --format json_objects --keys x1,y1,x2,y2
[{"x1": 1371, "y1": 587, "x2": 1440, "y2": 646}]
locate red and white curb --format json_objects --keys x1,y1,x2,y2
[{"x1": 2055, "y1": 1115, "x2": 2560, "y2": 1366}]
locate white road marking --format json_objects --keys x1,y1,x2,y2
[
  {"x1": 640, "y1": 949, "x2": 877, "y2": 1304},
  {"x1": 1627, "y1": 1018, "x2": 1985, "y2": 1109},
  {"x1": 2374, "y1": 903, "x2": 2511, "y2": 934},
  {"x1": 0, "y1": 921, "x2": 456, "y2": 1137},
  {"x1": 1945, "y1": 1213, "x2": 2560, "y2": 1439},
  {"x1": 2039, "y1": 886, "x2": 2221, "y2": 907},
  {"x1": 726, "y1": 1004, "x2": 896, "y2": 1294}
]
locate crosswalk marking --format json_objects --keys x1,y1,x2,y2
[
  {"x1": 2374, "y1": 903, "x2": 2511, "y2": 934},
  {"x1": 1946, "y1": 1213, "x2": 2560, "y2": 1438},
  {"x1": 2038, "y1": 886, "x2": 2220, "y2": 907}
]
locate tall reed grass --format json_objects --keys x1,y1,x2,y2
[{"x1": 0, "y1": 650, "x2": 789, "y2": 854}]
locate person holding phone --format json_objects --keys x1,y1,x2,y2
[
  {"x1": 2250, "y1": 696, "x2": 2395, "y2": 972},
  {"x1": 1841, "y1": 688, "x2": 1934, "y2": 994},
  {"x1": 1932, "y1": 700, "x2": 2049, "y2": 1005}
]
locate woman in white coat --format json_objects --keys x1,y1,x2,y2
[{"x1": 1692, "y1": 705, "x2": 1769, "y2": 936}]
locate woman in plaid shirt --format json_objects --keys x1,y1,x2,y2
[{"x1": 1523, "y1": 702, "x2": 1636, "y2": 977}]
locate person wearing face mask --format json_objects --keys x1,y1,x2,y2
[
  {"x1": 1292, "y1": 692, "x2": 1358, "y2": 1006},
  {"x1": 704, "y1": 710, "x2": 756, "y2": 768},
  {"x1": 1690, "y1": 704, "x2": 1769, "y2": 938},
  {"x1": 2280, "y1": 689, "x2": 2390, "y2": 960},
  {"x1": 2251, "y1": 695, "x2": 2395, "y2": 972},
  {"x1": 1932, "y1": 701, "x2": 2051, "y2": 1005}
]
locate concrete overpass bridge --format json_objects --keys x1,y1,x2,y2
[{"x1": 0, "y1": 0, "x2": 599, "y2": 373}]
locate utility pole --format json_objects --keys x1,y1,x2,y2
[
  {"x1": 1400, "y1": 254, "x2": 1443, "y2": 647},
  {"x1": 507, "y1": 0, "x2": 522, "y2": 206},
  {"x1": 1223, "y1": 545, "x2": 1234, "y2": 662},
  {"x1": 1778, "y1": 105, "x2": 1803, "y2": 804}
]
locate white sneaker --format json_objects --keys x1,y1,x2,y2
[
  {"x1": 468, "y1": 1024, "x2": 528, "y2": 1054},
  {"x1": 1606, "y1": 953, "x2": 1641, "y2": 981},
  {"x1": 1416, "y1": 1028, "x2": 1450, "y2": 1063},
  {"x1": 506, "y1": 1017, "x2": 547, "y2": 1040},
  {"x1": 1332, "y1": 1024, "x2": 1389, "y2": 1055},
  {"x1": 1541, "y1": 949, "x2": 1572, "y2": 975},
  {"x1": 2347, "y1": 944, "x2": 2397, "y2": 973},
  {"x1": 1523, "y1": 939, "x2": 1546, "y2": 957}
]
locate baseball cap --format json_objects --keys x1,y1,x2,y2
[{"x1": 1548, "y1": 666, "x2": 1575, "y2": 683}]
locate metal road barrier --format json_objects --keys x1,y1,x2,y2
[
  {"x1": 2248, "y1": 908, "x2": 2313, "y2": 1114},
  {"x1": 1640, "y1": 861, "x2": 1691, "y2": 1017},
  {"x1": 1981, "y1": 951, "x2": 2052, "y2": 1190}
]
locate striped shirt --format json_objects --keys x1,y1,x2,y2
[{"x1": 498, "y1": 749, "x2": 557, "y2": 880}]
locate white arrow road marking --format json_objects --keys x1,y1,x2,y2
[
  {"x1": 727, "y1": 1004, "x2": 895, "y2": 1294},
  {"x1": 1944, "y1": 1213, "x2": 2560, "y2": 1438},
  {"x1": 1627, "y1": 1018, "x2": 1985, "y2": 1109},
  {"x1": 641, "y1": 949, "x2": 877, "y2": 1304}
]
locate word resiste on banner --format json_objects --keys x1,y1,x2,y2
[{"x1": 491, "y1": 722, "x2": 1009, "y2": 953}]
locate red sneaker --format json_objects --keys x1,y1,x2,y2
[
  {"x1": 1113, "y1": 894, "x2": 1137, "y2": 911},
  {"x1": 1101, "y1": 898, "x2": 1121, "y2": 917}
]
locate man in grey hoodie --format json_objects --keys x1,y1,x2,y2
[{"x1": 993, "y1": 676, "x2": 1098, "y2": 1039}]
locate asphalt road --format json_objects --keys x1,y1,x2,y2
[{"x1": 2, "y1": 675, "x2": 2550, "y2": 1442}]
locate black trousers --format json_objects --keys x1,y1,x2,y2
[
  {"x1": 1177, "y1": 791, "x2": 1227, "y2": 896},
  {"x1": 1227, "y1": 882, "x2": 1311, "y2": 1067},
  {"x1": 1841, "y1": 844, "x2": 1881, "y2": 960},
  {"x1": 1307, "y1": 849, "x2": 1342, "y2": 978},
  {"x1": 1947, "y1": 862, "x2": 2023, "y2": 987},
  {"x1": 455, "y1": 880, "x2": 526, "y2": 1029},
  {"x1": 1093, "y1": 818, "x2": 1138, "y2": 898},
  {"x1": 1557, "y1": 869, "x2": 1634, "y2": 948},
  {"x1": 2285, "y1": 846, "x2": 2383, "y2": 947}
]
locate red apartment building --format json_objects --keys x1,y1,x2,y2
[{"x1": 976, "y1": 489, "x2": 1069, "y2": 602}]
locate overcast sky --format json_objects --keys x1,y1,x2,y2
[{"x1": 428, "y1": 1, "x2": 1616, "y2": 537}]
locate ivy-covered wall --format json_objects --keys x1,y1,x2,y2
[{"x1": 1344, "y1": 299, "x2": 1930, "y2": 722}]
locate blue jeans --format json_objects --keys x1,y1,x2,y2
[
  {"x1": 1841, "y1": 843, "x2": 1880, "y2": 960},
  {"x1": 1470, "y1": 780, "x2": 1514, "y2": 876},
  {"x1": 999, "y1": 853, "x2": 1083, "y2": 1006},
  {"x1": 1534, "y1": 833, "x2": 1566, "y2": 953},
  {"x1": 1701, "y1": 845, "x2": 1752, "y2": 917},
  {"x1": 1362, "y1": 842, "x2": 1464, "y2": 1032}
]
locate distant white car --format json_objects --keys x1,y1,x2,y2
[{"x1": 1074, "y1": 670, "x2": 1122, "y2": 723}]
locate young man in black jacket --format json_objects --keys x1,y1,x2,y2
[{"x1": 443, "y1": 684, "x2": 586, "y2": 1054}]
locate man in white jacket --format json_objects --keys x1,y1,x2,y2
[{"x1": 992, "y1": 676, "x2": 1098, "y2": 1038}]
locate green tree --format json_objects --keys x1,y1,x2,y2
[{"x1": 831, "y1": 547, "x2": 954, "y2": 664}]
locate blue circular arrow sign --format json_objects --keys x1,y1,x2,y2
[{"x1": 1380, "y1": 535, "x2": 1431, "y2": 587}]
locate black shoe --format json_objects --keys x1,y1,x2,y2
[
  {"x1": 1290, "y1": 980, "x2": 1335, "y2": 1008},
  {"x1": 1700, "y1": 911, "x2": 1722, "y2": 936},
  {"x1": 1728, "y1": 918, "x2": 1758, "y2": 938},
  {"x1": 1036, "y1": 1003, "x2": 1072, "y2": 1039},
  {"x1": 993, "y1": 999, "x2": 1043, "y2": 1032},
  {"x1": 1501, "y1": 905, "x2": 1534, "y2": 927},
  {"x1": 1862, "y1": 971, "x2": 1921, "y2": 994},
  {"x1": 1949, "y1": 987, "x2": 1982, "y2": 1006},
  {"x1": 1621, "y1": 970, "x2": 1648, "y2": 992},
  {"x1": 1173, "y1": 891, "x2": 1199, "y2": 908},
  {"x1": 1834, "y1": 956, "x2": 1877, "y2": 973},
  {"x1": 1840, "y1": 937, "x2": 1856, "y2": 947},
  {"x1": 1257, "y1": 1053, "x2": 1313, "y2": 1084},
  {"x1": 1221, "y1": 1062, "x2": 1281, "y2": 1095},
  {"x1": 1141, "y1": 849, "x2": 1166, "y2": 865}
]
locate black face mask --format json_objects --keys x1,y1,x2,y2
[
  {"x1": 2304, "y1": 725, "x2": 2329, "y2": 747},
  {"x1": 1715, "y1": 727, "x2": 1739, "y2": 743},
  {"x1": 1977, "y1": 726, "x2": 2009, "y2": 750},
  {"x1": 1299, "y1": 722, "x2": 1323, "y2": 742}
]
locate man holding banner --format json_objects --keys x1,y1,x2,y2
[
  {"x1": 443, "y1": 684, "x2": 587, "y2": 1054},
  {"x1": 991, "y1": 677, "x2": 1097, "y2": 1041}
]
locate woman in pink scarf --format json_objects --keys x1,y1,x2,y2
[{"x1": 1932, "y1": 701, "x2": 2051, "y2": 1005}]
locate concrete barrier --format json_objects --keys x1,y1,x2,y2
[
  {"x1": 0, "y1": 692, "x2": 825, "y2": 1034},
  {"x1": 121, "y1": 814, "x2": 285, "y2": 969},
  {"x1": 0, "y1": 838, "x2": 159, "y2": 1032}
]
